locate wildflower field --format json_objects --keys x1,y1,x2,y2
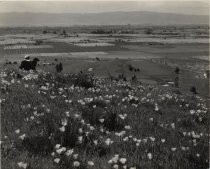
[{"x1": 1, "y1": 68, "x2": 209, "y2": 169}]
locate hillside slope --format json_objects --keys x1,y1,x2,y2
[{"x1": 1, "y1": 68, "x2": 209, "y2": 169}]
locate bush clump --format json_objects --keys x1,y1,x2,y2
[{"x1": 73, "y1": 72, "x2": 95, "y2": 89}]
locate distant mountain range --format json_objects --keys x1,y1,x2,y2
[{"x1": 0, "y1": 11, "x2": 208, "y2": 26}]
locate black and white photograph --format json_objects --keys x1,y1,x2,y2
[{"x1": 0, "y1": 0, "x2": 209, "y2": 169}]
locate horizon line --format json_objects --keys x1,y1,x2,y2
[{"x1": 0, "y1": 10, "x2": 209, "y2": 16}]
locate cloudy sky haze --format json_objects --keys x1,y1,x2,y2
[{"x1": 0, "y1": 1, "x2": 209, "y2": 15}]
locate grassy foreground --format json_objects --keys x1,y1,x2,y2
[{"x1": 0, "y1": 68, "x2": 209, "y2": 169}]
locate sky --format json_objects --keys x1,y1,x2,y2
[{"x1": 0, "y1": 0, "x2": 209, "y2": 15}]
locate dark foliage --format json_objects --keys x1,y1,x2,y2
[{"x1": 73, "y1": 72, "x2": 95, "y2": 89}]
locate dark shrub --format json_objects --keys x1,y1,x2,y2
[
  {"x1": 63, "y1": 30, "x2": 66, "y2": 34},
  {"x1": 59, "y1": 63, "x2": 63, "y2": 72},
  {"x1": 175, "y1": 76, "x2": 179, "y2": 88},
  {"x1": 180, "y1": 117, "x2": 195, "y2": 129},
  {"x1": 104, "y1": 112, "x2": 124, "y2": 131},
  {"x1": 81, "y1": 103, "x2": 106, "y2": 126},
  {"x1": 128, "y1": 64, "x2": 134, "y2": 71},
  {"x1": 56, "y1": 62, "x2": 63, "y2": 73},
  {"x1": 205, "y1": 70, "x2": 209, "y2": 78},
  {"x1": 16, "y1": 73, "x2": 23, "y2": 79},
  {"x1": 145, "y1": 28, "x2": 153, "y2": 34},
  {"x1": 118, "y1": 74, "x2": 126, "y2": 81},
  {"x1": 35, "y1": 40, "x2": 43, "y2": 45},
  {"x1": 74, "y1": 72, "x2": 95, "y2": 89},
  {"x1": 132, "y1": 75, "x2": 137, "y2": 81},
  {"x1": 21, "y1": 136, "x2": 53, "y2": 155},
  {"x1": 96, "y1": 145, "x2": 110, "y2": 157},
  {"x1": 54, "y1": 124, "x2": 79, "y2": 148},
  {"x1": 56, "y1": 64, "x2": 59, "y2": 72},
  {"x1": 175, "y1": 67, "x2": 180, "y2": 74},
  {"x1": 190, "y1": 86, "x2": 197, "y2": 94}
]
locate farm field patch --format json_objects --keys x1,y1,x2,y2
[{"x1": 4, "y1": 45, "x2": 53, "y2": 50}]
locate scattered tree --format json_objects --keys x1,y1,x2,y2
[
  {"x1": 62, "y1": 30, "x2": 66, "y2": 35},
  {"x1": 174, "y1": 67, "x2": 180, "y2": 88},
  {"x1": 128, "y1": 64, "x2": 134, "y2": 72},
  {"x1": 56, "y1": 62, "x2": 63, "y2": 73},
  {"x1": 132, "y1": 75, "x2": 137, "y2": 81},
  {"x1": 145, "y1": 28, "x2": 153, "y2": 35},
  {"x1": 35, "y1": 40, "x2": 43, "y2": 45},
  {"x1": 96, "y1": 57, "x2": 100, "y2": 61},
  {"x1": 175, "y1": 67, "x2": 180, "y2": 74},
  {"x1": 190, "y1": 86, "x2": 197, "y2": 94},
  {"x1": 175, "y1": 77, "x2": 179, "y2": 88},
  {"x1": 59, "y1": 62, "x2": 63, "y2": 72}
]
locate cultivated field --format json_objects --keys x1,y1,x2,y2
[{"x1": 0, "y1": 25, "x2": 209, "y2": 169}]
